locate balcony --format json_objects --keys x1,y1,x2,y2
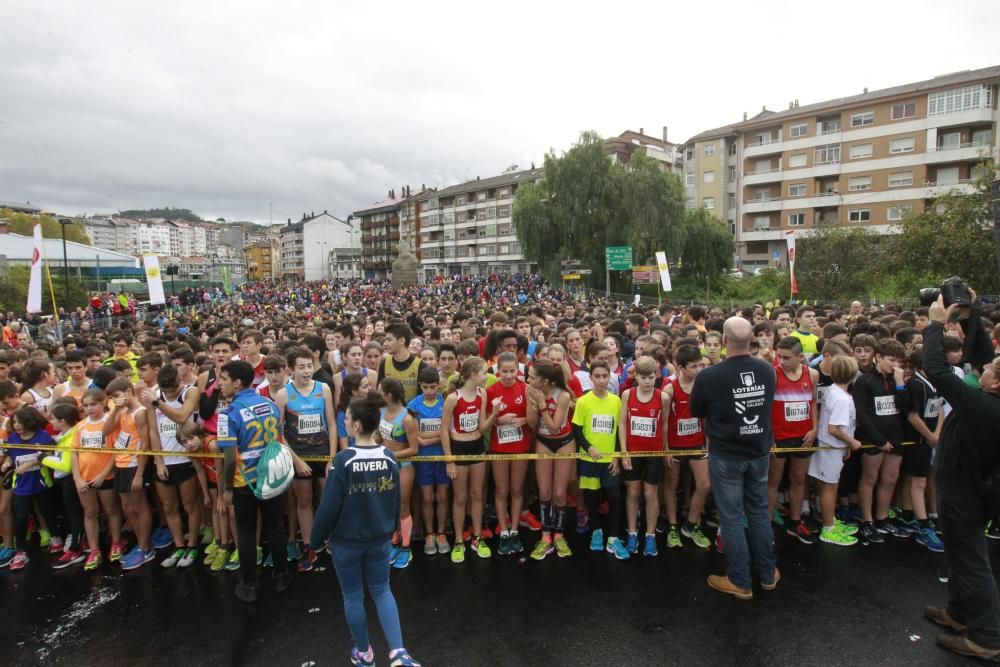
[
  {"x1": 743, "y1": 167, "x2": 783, "y2": 186},
  {"x1": 744, "y1": 134, "x2": 784, "y2": 158},
  {"x1": 742, "y1": 196, "x2": 784, "y2": 214},
  {"x1": 925, "y1": 141, "x2": 996, "y2": 164}
]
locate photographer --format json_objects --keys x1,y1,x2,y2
[{"x1": 922, "y1": 293, "x2": 1000, "y2": 661}]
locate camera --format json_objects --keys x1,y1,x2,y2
[{"x1": 919, "y1": 276, "x2": 973, "y2": 307}]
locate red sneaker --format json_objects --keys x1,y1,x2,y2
[
  {"x1": 519, "y1": 512, "x2": 542, "y2": 531},
  {"x1": 481, "y1": 526, "x2": 494, "y2": 540}
]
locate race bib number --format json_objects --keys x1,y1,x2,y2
[
  {"x1": 924, "y1": 398, "x2": 943, "y2": 420},
  {"x1": 419, "y1": 418, "x2": 441, "y2": 434},
  {"x1": 629, "y1": 415, "x2": 656, "y2": 438},
  {"x1": 591, "y1": 415, "x2": 614, "y2": 434},
  {"x1": 458, "y1": 412, "x2": 479, "y2": 433},
  {"x1": 81, "y1": 430, "x2": 104, "y2": 449},
  {"x1": 15, "y1": 454, "x2": 40, "y2": 472},
  {"x1": 784, "y1": 402, "x2": 809, "y2": 422},
  {"x1": 874, "y1": 395, "x2": 898, "y2": 416},
  {"x1": 114, "y1": 432, "x2": 132, "y2": 450},
  {"x1": 298, "y1": 413, "x2": 322, "y2": 435},
  {"x1": 816, "y1": 386, "x2": 829, "y2": 405},
  {"x1": 379, "y1": 420, "x2": 395, "y2": 441},
  {"x1": 159, "y1": 421, "x2": 178, "y2": 438},
  {"x1": 496, "y1": 424, "x2": 523, "y2": 444},
  {"x1": 537, "y1": 420, "x2": 551, "y2": 435},
  {"x1": 677, "y1": 418, "x2": 701, "y2": 437}
]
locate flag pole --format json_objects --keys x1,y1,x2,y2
[{"x1": 40, "y1": 224, "x2": 59, "y2": 315}]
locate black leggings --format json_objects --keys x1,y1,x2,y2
[
  {"x1": 57, "y1": 476, "x2": 84, "y2": 550},
  {"x1": 584, "y1": 484, "x2": 623, "y2": 539},
  {"x1": 234, "y1": 486, "x2": 288, "y2": 587},
  {"x1": 14, "y1": 490, "x2": 58, "y2": 551}
]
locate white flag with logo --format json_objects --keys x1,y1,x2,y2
[
  {"x1": 26, "y1": 222, "x2": 44, "y2": 313},
  {"x1": 144, "y1": 253, "x2": 166, "y2": 305},
  {"x1": 655, "y1": 251, "x2": 672, "y2": 291}
]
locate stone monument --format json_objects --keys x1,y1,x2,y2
[{"x1": 392, "y1": 238, "x2": 419, "y2": 288}]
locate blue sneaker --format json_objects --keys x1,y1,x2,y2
[
  {"x1": 916, "y1": 526, "x2": 944, "y2": 553},
  {"x1": 846, "y1": 505, "x2": 863, "y2": 525},
  {"x1": 0, "y1": 547, "x2": 16, "y2": 568},
  {"x1": 287, "y1": 541, "x2": 301, "y2": 561},
  {"x1": 897, "y1": 518, "x2": 919, "y2": 536},
  {"x1": 625, "y1": 533, "x2": 638, "y2": 554},
  {"x1": 589, "y1": 528, "x2": 604, "y2": 552},
  {"x1": 350, "y1": 646, "x2": 375, "y2": 667},
  {"x1": 392, "y1": 548, "x2": 412, "y2": 570},
  {"x1": 151, "y1": 527, "x2": 173, "y2": 550},
  {"x1": 389, "y1": 648, "x2": 422, "y2": 666},
  {"x1": 605, "y1": 537, "x2": 630, "y2": 560},
  {"x1": 389, "y1": 544, "x2": 401, "y2": 565},
  {"x1": 121, "y1": 546, "x2": 155, "y2": 571},
  {"x1": 643, "y1": 534, "x2": 658, "y2": 557},
  {"x1": 262, "y1": 553, "x2": 273, "y2": 568}
]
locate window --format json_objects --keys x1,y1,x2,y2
[
  {"x1": 511, "y1": 242, "x2": 522, "y2": 254},
  {"x1": 754, "y1": 159, "x2": 772, "y2": 173},
  {"x1": 729, "y1": 220, "x2": 736, "y2": 235},
  {"x1": 479, "y1": 244, "x2": 495, "y2": 255},
  {"x1": 499, "y1": 243, "x2": 510, "y2": 255},
  {"x1": 788, "y1": 183, "x2": 807, "y2": 197},
  {"x1": 891, "y1": 102, "x2": 916, "y2": 120},
  {"x1": 938, "y1": 132, "x2": 961, "y2": 149},
  {"x1": 728, "y1": 166, "x2": 737, "y2": 181},
  {"x1": 686, "y1": 148, "x2": 694, "y2": 160},
  {"x1": 754, "y1": 188, "x2": 771, "y2": 201},
  {"x1": 890, "y1": 137, "x2": 915, "y2": 153},
  {"x1": 703, "y1": 171, "x2": 715, "y2": 183},
  {"x1": 456, "y1": 196, "x2": 465, "y2": 205},
  {"x1": 789, "y1": 123, "x2": 808, "y2": 138},
  {"x1": 889, "y1": 171, "x2": 913, "y2": 187},
  {"x1": 789, "y1": 153, "x2": 807, "y2": 168},
  {"x1": 936, "y1": 166, "x2": 960, "y2": 185},
  {"x1": 973, "y1": 129, "x2": 993, "y2": 146},
  {"x1": 727, "y1": 193, "x2": 736, "y2": 209},
  {"x1": 849, "y1": 175, "x2": 872, "y2": 191},
  {"x1": 928, "y1": 84, "x2": 993, "y2": 115},
  {"x1": 686, "y1": 198, "x2": 695, "y2": 209},
  {"x1": 704, "y1": 143, "x2": 716, "y2": 156},
  {"x1": 788, "y1": 213, "x2": 806, "y2": 226},
  {"x1": 728, "y1": 142, "x2": 737, "y2": 155},
  {"x1": 887, "y1": 205, "x2": 913, "y2": 221},
  {"x1": 497, "y1": 206, "x2": 510, "y2": 218},
  {"x1": 819, "y1": 119, "x2": 841, "y2": 134},
  {"x1": 497, "y1": 223, "x2": 512, "y2": 236},
  {"x1": 685, "y1": 172, "x2": 696, "y2": 186},
  {"x1": 703, "y1": 197, "x2": 715, "y2": 209},
  {"x1": 752, "y1": 216, "x2": 771, "y2": 231},
  {"x1": 814, "y1": 144, "x2": 841, "y2": 164},
  {"x1": 849, "y1": 208, "x2": 871, "y2": 222},
  {"x1": 851, "y1": 111, "x2": 874, "y2": 127},
  {"x1": 850, "y1": 143, "x2": 873, "y2": 159}
]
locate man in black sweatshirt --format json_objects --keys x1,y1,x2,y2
[
  {"x1": 690, "y1": 316, "x2": 777, "y2": 600},
  {"x1": 922, "y1": 295, "x2": 1000, "y2": 662}
]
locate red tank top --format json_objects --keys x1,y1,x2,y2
[
  {"x1": 451, "y1": 391, "x2": 482, "y2": 434},
  {"x1": 487, "y1": 380, "x2": 532, "y2": 453},
  {"x1": 667, "y1": 378, "x2": 704, "y2": 448},
  {"x1": 772, "y1": 366, "x2": 814, "y2": 440},
  {"x1": 537, "y1": 389, "x2": 572, "y2": 438},
  {"x1": 625, "y1": 387, "x2": 664, "y2": 453}
]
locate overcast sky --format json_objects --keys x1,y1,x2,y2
[{"x1": 2, "y1": 0, "x2": 998, "y2": 224}]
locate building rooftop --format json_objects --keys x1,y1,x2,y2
[{"x1": 421, "y1": 167, "x2": 545, "y2": 200}]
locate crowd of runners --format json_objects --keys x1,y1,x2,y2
[{"x1": 2, "y1": 273, "x2": 999, "y2": 583}]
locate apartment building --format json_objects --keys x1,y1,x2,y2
[
  {"x1": 415, "y1": 167, "x2": 543, "y2": 280},
  {"x1": 81, "y1": 217, "x2": 119, "y2": 251},
  {"x1": 356, "y1": 191, "x2": 403, "y2": 278},
  {"x1": 682, "y1": 124, "x2": 741, "y2": 243},
  {"x1": 244, "y1": 239, "x2": 280, "y2": 281},
  {"x1": 280, "y1": 210, "x2": 356, "y2": 280},
  {"x1": 683, "y1": 65, "x2": 1000, "y2": 270},
  {"x1": 607, "y1": 127, "x2": 682, "y2": 173}
]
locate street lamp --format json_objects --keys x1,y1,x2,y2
[{"x1": 58, "y1": 218, "x2": 72, "y2": 312}]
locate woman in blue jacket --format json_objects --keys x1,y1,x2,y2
[{"x1": 311, "y1": 392, "x2": 420, "y2": 667}]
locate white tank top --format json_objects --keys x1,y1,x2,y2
[
  {"x1": 155, "y1": 386, "x2": 193, "y2": 465},
  {"x1": 28, "y1": 387, "x2": 53, "y2": 416}
]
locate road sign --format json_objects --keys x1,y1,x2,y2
[
  {"x1": 632, "y1": 265, "x2": 657, "y2": 284},
  {"x1": 561, "y1": 259, "x2": 581, "y2": 267},
  {"x1": 561, "y1": 274, "x2": 582, "y2": 280},
  {"x1": 561, "y1": 269, "x2": 592, "y2": 277},
  {"x1": 605, "y1": 246, "x2": 633, "y2": 270},
  {"x1": 772, "y1": 250, "x2": 781, "y2": 260}
]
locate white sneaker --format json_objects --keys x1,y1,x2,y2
[
  {"x1": 178, "y1": 548, "x2": 198, "y2": 568},
  {"x1": 161, "y1": 547, "x2": 186, "y2": 568}
]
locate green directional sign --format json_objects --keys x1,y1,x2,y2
[{"x1": 605, "y1": 246, "x2": 633, "y2": 270}]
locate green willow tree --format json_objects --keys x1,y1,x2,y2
[
  {"x1": 679, "y1": 207, "x2": 735, "y2": 299},
  {"x1": 795, "y1": 223, "x2": 886, "y2": 301}
]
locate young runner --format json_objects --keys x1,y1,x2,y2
[
  {"x1": 375, "y1": 378, "x2": 419, "y2": 569},
  {"x1": 3, "y1": 406, "x2": 58, "y2": 571},
  {"x1": 407, "y1": 368, "x2": 451, "y2": 557},
  {"x1": 43, "y1": 402, "x2": 86, "y2": 568}
]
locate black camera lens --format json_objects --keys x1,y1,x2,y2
[{"x1": 919, "y1": 288, "x2": 940, "y2": 306}]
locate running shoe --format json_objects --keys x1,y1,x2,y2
[
  {"x1": 589, "y1": 528, "x2": 605, "y2": 552},
  {"x1": 178, "y1": 548, "x2": 199, "y2": 568},
  {"x1": 351, "y1": 646, "x2": 375, "y2": 667},
  {"x1": 917, "y1": 526, "x2": 944, "y2": 553},
  {"x1": 625, "y1": 533, "x2": 639, "y2": 554},
  {"x1": 234, "y1": 582, "x2": 259, "y2": 604},
  {"x1": 643, "y1": 534, "x2": 658, "y2": 557},
  {"x1": 987, "y1": 521, "x2": 1000, "y2": 540},
  {"x1": 10, "y1": 551, "x2": 28, "y2": 571},
  {"x1": 576, "y1": 511, "x2": 589, "y2": 534},
  {"x1": 211, "y1": 548, "x2": 229, "y2": 572},
  {"x1": 151, "y1": 526, "x2": 173, "y2": 550},
  {"x1": 771, "y1": 508, "x2": 785, "y2": 527},
  {"x1": 256, "y1": 546, "x2": 263, "y2": 566},
  {"x1": 859, "y1": 522, "x2": 884, "y2": 544},
  {"x1": 530, "y1": 540, "x2": 554, "y2": 561},
  {"x1": 109, "y1": 541, "x2": 127, "y2": 562},
  {"x1": 224, "y1": 550, "x2": 240, "y2": 572},
  {"x1": 519, "y1": 511, "x2": 542, "y2": 531},
  {"x1": 481, "y1": 526, "x2": 494, "y2": 540},
  {"x1": 84, "y1": 550, "x2": 103, "y2": 571},
  {"x1": 389, "y1": 544, "x2": 401, "y2": 565},
  {"x1": 436, "y1": 535, "x2": 450, "y2": 554},
  {"x1": 834, "y1": 520, "x2": 859, "y2": 536},
  {"x1": 896, "y1": 518, "x2": 920, "y2": 536},
  {"x1": 888, "y1": 506, "x2": 900, "y2": 521},
  {"x1": 681, "y1": 523, "x2": 710, "y2": 549},
  {"x1": 161, "y1": 547, "x2": 185, "y2": 569},
  {"x1": 200, "y1": 525, "x2": 215, "y2": 545},
  {"x1": 0, "y1": 547, "x2": 15, "y2": 568},
  {"x1": 787, "y1": 522, "x2": 816, "y2": 545},
  {"x1": 605, "y1": 537, "x2": 629, "y2": 560},
  {"x1": 39, "y1": 528, "x2": 52, "y2": 549},
  {"x1": 450, "y1": 542, "x2": 465, "y2": 564},
  {"x1": 845, "y1": 505, "x2": 863, "y2": 525},
  {"x1": 666, "y1": 526, "x2": 682, "y2": 549},
  {"x1": 121, "y1": 546, "x2": 156, "y2": 571},
  {"x1": 882, "y1": 521, "x2": 912, "y2": 539},
  {"x1": 263, "y1": 553, "x2": 273, "y2": 568},
  {"x1": 298, "y1": 547, "x2": 318, "y2": 573},
  {"x1": 553, "y1": 537, "x2": 572, "y2": 558},
  {"x1": 52, "y1": 549, "x2": 86, "y2": 570},
  {"x1": 411, "y1": 522, "x2": 424, "y2": 542},
  {"x1": 389, "y1": 648, "x2": 422, "y2": 667},
  {"x1": 287, "y1": 541, "x2": 302, "y2": 561},
  {"x1": 509, "y1": 532, "x2": 524, "y2": 554},
  {"x1": 393, "y1": 548, "x2": 412, "y2": 569},
  {"x1": 424, "y1": 535, "x2": 437, "y2": 556},
  {"x1": 472, "y1": 536, "x2": 491, "y2": 559},
  {"x1": 655, "y1": 516, "x2": 668, "y2": 534},
  {"x1": 203, "y1": 540, "x2": 219, "y2": 565},
  {"x1": 820, "y1": 526, "x2": 858, "y2": 546},
  {"x1": 49, "y1": 536, "x2": 64, "y2": 554},
  {"x1": 498, "y1": 534, "x2": 511, "y2": 556}
]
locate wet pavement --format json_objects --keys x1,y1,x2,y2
[{"x1": 2, "y1": 523, "x2": 984, "y2": 666}]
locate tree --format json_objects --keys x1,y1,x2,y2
[
  {"x1": 679, "y1": 208, "x2": 735, "y2": 299},
  {"x1": 621, "y1": 152, "x2": 688, "y2": 266},
  {"x1": 887, "y1": 159, "x2": 1000, "y2": 295},
  {"x1": 795, "y1": 223, "x2": 886, "y2": 302},
  {"x1": 2, "y1": 209, "x2": 91, "y2": 245},
  {"x1": 0, "y1": 265, "x2": 92, "y2": 314},
  {"x1": 119, "y1": 207, "x2": 202, "y2": 221}
]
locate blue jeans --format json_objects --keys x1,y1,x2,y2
[
  {"x1": 709, "y1": 452, "x2": 777, "y2": 590},
  {"x1": 330, "y1": 539, "x2": 404, "y2": 652}
]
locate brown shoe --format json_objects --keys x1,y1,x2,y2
[
  {"x1": 761, "y1": 567, "x2": 781, "y2": 592},
  {"x1": 937, "y1": 634, "x2": 1000, "y2": 662},
  {"x1": 707, "y1": 574, "x2": 753, "y2": 600},
  {"x1": 925, "y1": 606, "x2": 967, "y2": 633}
]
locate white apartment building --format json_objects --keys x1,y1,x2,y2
[{"x1": 280, "y1": 211, "x2": 357, "y2": 280}]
